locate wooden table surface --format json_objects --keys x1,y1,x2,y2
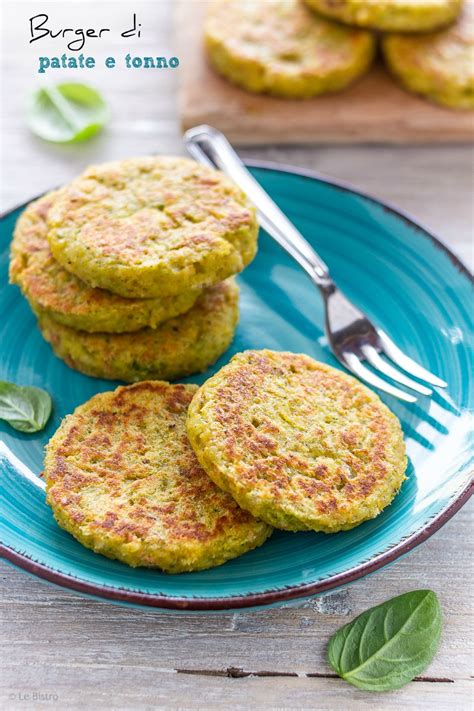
[{"x1": 1, "y1": 2, "x2": 473, "y2": 709}]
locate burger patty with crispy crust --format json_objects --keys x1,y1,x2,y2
[
  {"x1": 383, "y1": 1, "x2": 474, "y2": 109},
  {"x1": 9, "y1": 192, "x2": 201, "y2": 333},
  {"x1": 44, "y1": 381, "x2": 272, "y2": 572},
  {"x1": 47, "y1": 156, "x2": 258, "y2": 299},
  {"x1": 36, "y1": 279, "x2": 239, "y2": 383},
  {"x1": 205, "y1": 0, "x2": 375, "y2": 99},
  {"x1": 187, "y1": 350, "x2": 407, "y2": 533},
  {"x1": 304, "y1": 0, "x2": 462, "y2": 32}
]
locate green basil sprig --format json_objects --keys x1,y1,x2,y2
[
  {"x1": 328, "y1": 590, "x2": 442, "y2": 692},
  {"x1": 28, "y1": 82, "x2": 109, "y2": 143},
  {"x1": 0, "y1": 381, "x2": 52, "y2": 433}
]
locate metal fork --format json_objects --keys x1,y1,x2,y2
[{"x1": 184, "y1": 125, "x2": 447, "y2": 403}]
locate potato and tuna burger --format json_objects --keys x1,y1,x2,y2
[
  {"x1": 9, "y1": 192, "x2": 201, "y2": 333},
  {"x1": 304, "y1": 0, "x2": 463, "y2": 33},
  {"x1": 187, "y1": 350, "x2": 407, "y2": 533},
  {"x1": 383, "y1": 1, "x2": 474, "y2": 109},
  {"x1": 44, "y1": 381, "x2": 272, "y2": 572},
  {"x1": 37, "y1": 279, "x2": 239, "y2": 383},
  {"x1": 47, "y1": 156, "x2": 258, "y2": 299},
  {"x1": 205, "y1": 0, "x2": 375, "y2": 98}
]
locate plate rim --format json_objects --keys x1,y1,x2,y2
[{"x1": 1, "y1": 160, "x2": 472, "y2": 611}]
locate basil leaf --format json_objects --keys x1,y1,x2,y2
[
  {"x1": 0, "y1": 381, "x2": 52, "y2": 433},
  {"x1": 327, "y1": 590, "x2": 442, "y2": 692},
  {"x1": 28, "y1": 82, "x2": 109, "y2": 143}
]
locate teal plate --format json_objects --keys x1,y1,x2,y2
[{"x1": 1, "y1": 162, "x2": 473, "y2": 611}]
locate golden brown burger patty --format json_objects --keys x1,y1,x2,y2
[
  {"x1": 44, "y1": 381, "x2": 272, "y2": 572},
  {"x1": 187, "y1": 350, "x2": 407, "y2": 533}
]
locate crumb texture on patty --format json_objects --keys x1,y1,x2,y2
[
  {"x1": 47, "y1": 156, "x2": 258, "y2": 298},
  {"x1": 304, "y1": 0, "x2": 463, "y2": 32},
  {"x1": 37, "y1": 279, "x2": 240, "y2": 382},
  {"x1": 9, "y1": 192, "x2": 201, "y2": 333},
  {"x1": 383, "y1": 1, "x2": 474, "y2": 109},
  {"x1": 205, "y1": 0, "x2": 375, "y2": 98},
  {"x1": 44, "y1": 380, "x2": 272, "y2": 572},
  {"x1": 187, "y1": 350, "x2": 407, "y2": 533}
]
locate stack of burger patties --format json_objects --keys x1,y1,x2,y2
[{"x1": 9, "y1": 156, "x2": 258, "y2": 382}]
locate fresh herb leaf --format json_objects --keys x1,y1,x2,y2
[
  {"x1": 28, "y1": 82, "x2": 109, "y2": 143},
  {"x1": 327, "y1": 590, "x2": 442, "y2": 692},
  {"x1": 0, "y1": 381, "x2": 52, "y2": 433}
]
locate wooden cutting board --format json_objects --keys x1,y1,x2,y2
[{"x1": 176, "y1": 1, "x2": 474, "y2": 144}]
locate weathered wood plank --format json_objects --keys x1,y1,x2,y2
[
  {"x1": 1, "y1": 501, "x2": 472, "y2": 711},
  {"x1": 2, "y1": 671, "x2": 472, "y2": 711}
]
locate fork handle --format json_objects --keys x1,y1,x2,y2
[{"x1": 184, "y1": 125, "x2": 334, "y2": 292}]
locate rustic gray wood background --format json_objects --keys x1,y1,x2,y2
[{"x1": 1, "y1": 2, "x2": 473, "y2": 709}]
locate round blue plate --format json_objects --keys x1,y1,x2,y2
[{"x1": 1, "y1": 162, "x2": 472, "y2": 611}]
